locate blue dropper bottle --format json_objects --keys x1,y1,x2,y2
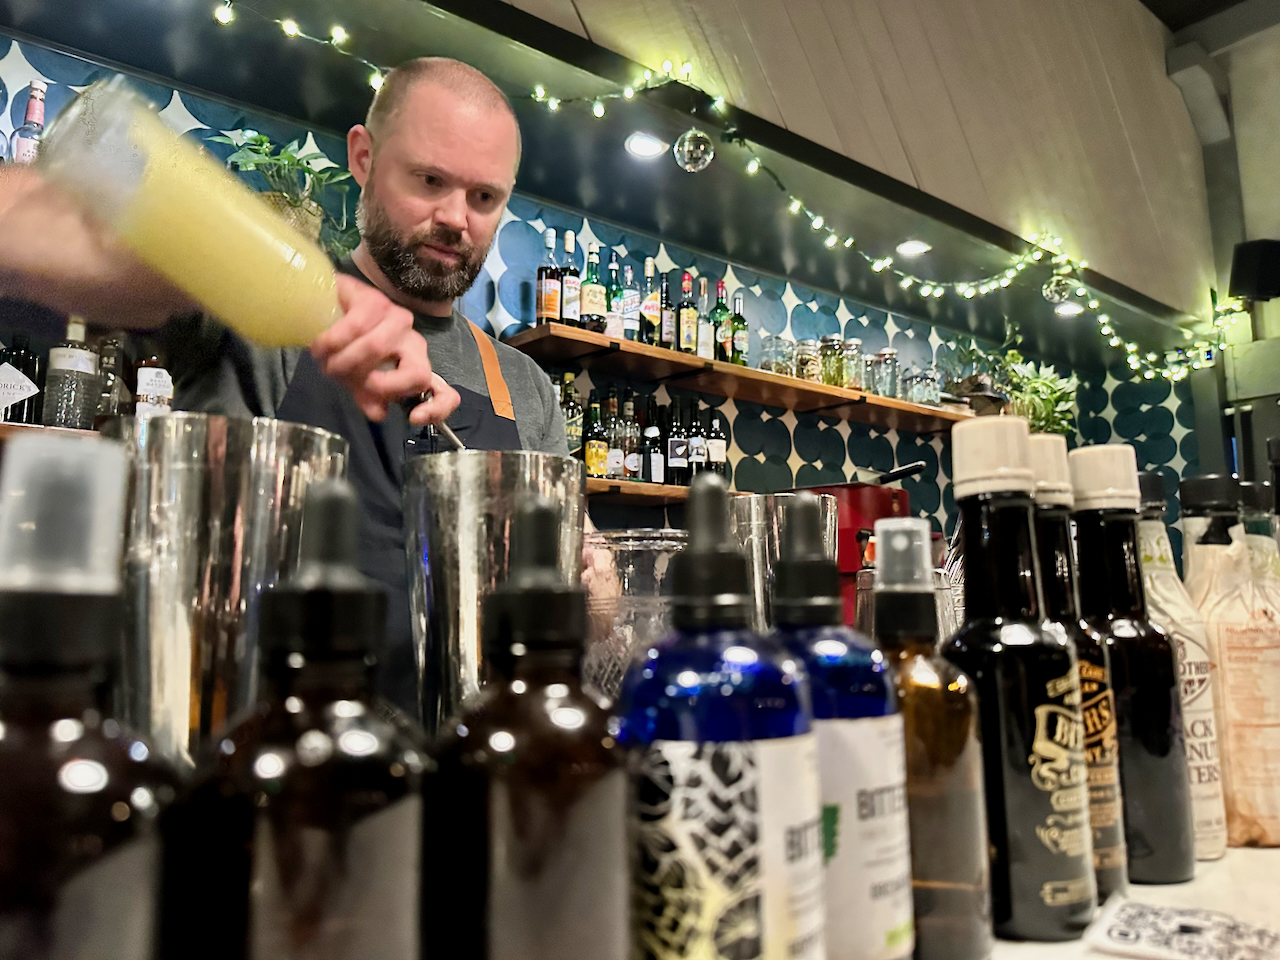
[{"x1": 616, "y1": 472, "x2": 826, "y2": 960}]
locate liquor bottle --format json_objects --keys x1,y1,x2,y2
[
  {"x1": 158, "y1": 481, "x2": 424, "y2": 960},
  {"x1": 706, "y1": 410, "x2": 729, "y2": 479},
  {"x1": 659, "y1": 274, "x2": 676, "y2": 350},
  {"x1": 639, "y1": 257, "x2": 660, "y2": 346},
  {"x1": 536, "y1": 228, "x2": 562, "y2": 324},
  {"x1": 941, "y1": 416, "x2": 1096, "y2": 940},
  {"x1": 731, "y1": 292, "x2": 750, "y2": 366},
  {"x1": 622, "y1": 394, "x2": 642, "y2": 480},
  {"x1": 562, "y1": 230, "x2": 581, "y2": 327},
  {"x1": 0, "y1": 435, "x2": 178, "y2": 959},
  {"x1": 1241, "y1": 480, "x2": 1280, "y2": 597},
  {"x1": 605, "y1": 252, "x2": 624, "y2": 339},
  {"x1": 7, "y1": 81, "x2": 47, "y2": 164},
  {"x1": 584, "y1": 393, "x2": 608, "y2": 479},
  {"x1": 874, "y1": 517, "x2": 993, "y2": 960},
  {"x1": 551, "y1": 372, "x2": 562, "y2": 406},
  {"x1": 772, "y1": 496, "x2": 914, "y2": 960},
  {"x1": 2, "y1": 332, "x2": 39, "y2": 424},
  {"x1": 95, "y1": 334, "x2": 131, "y2": 422},
  {"x1": 1029, "y1": 434, "x2": 1127, "y2": 902},
  {"x1": 711, "y1": 281, "x2": 733, "y2": 362},
  {"x1": 641, "y1": 402, "x2": 665, "y2": 485},
  {"x1": 581, "y1": 246, "x2": 607, "y2": 334},
  {"x1": 422, "y1": 497, "x2": 627, "y2": 960},
  {"x1": 687, "y1": 403, "x2": 708, "y2": 477},
  {"x1": 605, "y1": 389, "x2": 625, "y2": 480},
  {"x1": 1069, "y1": 444, "x2": 1195, "y2": 885},
  {"x1": 42, "y1": 316, "x2": 101, "y2": 431},
  {"x1": 562, "y1": 372, "x2": 584, "y2": 459},
  {"x1": 1137, "y1": 471, "x2": 1227, "y2": 862},
  {"x1": 617, "y1": 474, "x2": 826, "y2": 960},
  {"x1": 134, "y1": 351, "x2": 174, "y2": 421},
  {"x1": 677, "y1": 273, "x2": 698, "y2": 354},
  {"x1": 621, "y1": 265, "x2": 642, "y2": 342},
  {"x1": 696, "y1": 276, "x2": 715, "y2": 360},
  {"x1": 666, "y1": 398, "x2": 690, "y2": 487},
  {"x1": 1180, "y1": 474, "x2": 1280, "y2": 848}
]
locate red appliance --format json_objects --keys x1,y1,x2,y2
[{"x1": 788, "y1": 461, "x2": 925, "y2": 625}]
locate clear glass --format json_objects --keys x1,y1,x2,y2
[
  {"x1": 583, "y1": 529, "x2": 687, "y2": 702},
  {"x1": 795, "y1": 339, "x2": 822, "y2": 383},
  {"x1": 819, "y1": 335, "x2": 844, "y2": 386},
  {"x1": 842, "y1": 340, "x2": 863, "y2": 389},
  {"x1": 759, "y1": 335, "x2": 795, "y2": 377},
  {"x1": 874, "y1": 350, "x2": 901, "y2": 398}
]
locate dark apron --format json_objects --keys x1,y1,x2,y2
[{"x1": 276, "y1": 320, "x2": 521, "y2": 717}]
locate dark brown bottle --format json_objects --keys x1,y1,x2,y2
[
  {"x1": 941, "y1": 418, "x2": 1096, "y2": 941},
  {"x1": 1029, "y1": 435, "x2": 1128, "y2": 902},
  {"x1": 873, "y1": 517, "x2": 993, "y2": 960},
  {"x1": 1068, "y1": 445, "x2": 1195, "y2": 885},
  {"x1": 159, "y1": 480, "x2": 425, "y2": 960},
  {"x1": 0, "y1": 434, "x2": 178, "y2": 959},
  {"x1": 421, "y1": 497, "x2": 627, "y2": 960}
]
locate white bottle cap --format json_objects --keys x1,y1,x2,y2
[
  {"x1": 1028, "y1": 434, "x2": 1074, "y2": 508},
  {"x1": 0, "y1": 435, "x2": 127, "y2": 594},
  {"x1": 66, "y1": 316, "x2": 87, "y2": 342},
  {"x1": 950, "y1": 416, "x2": 1034, "y2": 500},
  {"x1": 1068, "y1": 443, "x2": 1140, "y2": 511}
]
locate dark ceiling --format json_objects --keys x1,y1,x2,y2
[
  {"x1": 1139, "y1": 0, "x2": 1245, "y2": 30},
  {"x1": 0, "y1": 0, "x2": 1198, "y2": 371}
]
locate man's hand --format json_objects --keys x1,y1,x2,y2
[
  {"x1": 311, "y1": 274, "x2": 461, "y2": 425},
  {"x1": 0, "y1": 167, "x2": 192, "y2": 327}
]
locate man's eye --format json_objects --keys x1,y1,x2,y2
[
  {"x1": 478, "y1": 192, "x2": 493, "y2": 204},
  {"x1": 423, "y1": 175, "x2": 442, "y2": 187}
]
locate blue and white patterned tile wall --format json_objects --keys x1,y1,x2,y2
[{"x1": 0, "y1": 32, "x2": 1199, "y2": 550}]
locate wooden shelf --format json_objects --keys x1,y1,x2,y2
[
  {"x1": 0, "y1": 422, "x2": 96, "y2": 441},
  {"x1": 507, "y1": 323, "x2": 972, "y2": 435},
  {"x1": 586, "y1": 477, "x2": 690, "y2": 503}
]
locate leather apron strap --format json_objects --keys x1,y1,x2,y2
[{"x1": 466, "y1": 321, "x2": 515, "y2": 422}]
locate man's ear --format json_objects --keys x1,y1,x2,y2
[{"x1": 347, "y1": 124, "x2": 374, "y2": 188}]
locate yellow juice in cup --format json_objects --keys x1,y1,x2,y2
[{"x1": 39, "y1": 78, "x2": 339, "y2": 347}]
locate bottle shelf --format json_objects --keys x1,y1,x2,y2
[
  {"x1": 0, "y1": 422, "x2": 96, "y2": 441},
  {"x1": 586, "y1": 477, "x2": 690, "y2": 503},
  {"x1": 507, "y1": 323, "x2": 972, "y2": 435}
]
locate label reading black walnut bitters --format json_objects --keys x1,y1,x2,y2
[
  {"x1": 1028, "y1": 671, "x2": 1094, "y2": 908},
  {"x1": 1077, "y1": 659, "x2": 1126, "y2": 872}
]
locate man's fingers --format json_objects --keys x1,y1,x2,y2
[
  {"x1": 406, "y1": 375, "x2": 461, "y2": 426},
  {"x1": 311, "y1": 275, "x2": 406, "y2": 361},
  {"x1": 316, "y1": 313, "x2": 409, "y2": 384}
]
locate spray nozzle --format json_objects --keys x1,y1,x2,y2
[
  {"x1": 874, "y1": 518, "x2": 933, "y2": 593},
  {"x1": 773, "y1": 493, "x2": 840, "y2": 627}
]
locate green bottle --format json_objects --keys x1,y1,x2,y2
[
  {"x1": 580, "y1": 246, "x2": 607, "y2": 334},
  {"x1": 731, "y1": 292, "x2": 749, "y2": 366},
  {"x1": 605, "y1": 251, "x2": 624, "y2": 339},
  {"x1": 710, "y1": 280, "x2": 732, "y2": 362}
]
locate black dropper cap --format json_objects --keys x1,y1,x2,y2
[
  {"x1": 1139, "y1": 471, "x2": 1167, "y2": 516},
  {"x1": 670, "y1": 473, "x2": 751, "y2": 629},
  {"x1": 1240, "y1": 480, "x2": 1272, "y2": 514},
  {"x1": 773, "y1": 494, "x2": 842, "y2": 627},
  {"x1": 1179, "y1": 474, "x2": 1240, "y2": 516},
  {"x1": 482, "y1": 497, "x2": 585, "y2": 669},
  {"x1": 259, "y1": 479, "x2": 386, "y2": 663}
]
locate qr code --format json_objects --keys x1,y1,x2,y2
[{"x1": 1086, "y1": 899, "x2": 1280, "y2": 960}]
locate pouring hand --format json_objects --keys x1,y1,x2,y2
[{"x1": 313, "y1": 274, "x2": 461, "y2": 425}]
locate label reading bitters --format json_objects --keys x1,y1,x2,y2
[{"x1": 632, "y1": 736, "x2": 826, "y2": 960}]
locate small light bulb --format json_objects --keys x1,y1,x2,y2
[
  {"x1": 281, "y1": 18, "x2": 299, "y2": 36},
  {"x1": 900, "y1": 277, "x2": 914, "y2": 289},
  {"x1": 962, "y1": 287, "x2": 975, "y2": 299},
  {"x1": 1005, "y1": 269, "x2": 1016, "y2": 279},
  {"x1": 681, "y1": 61, "x2": 693, "y2": 77},
  {"x1": 624, "y1": 86, "x2": 635, "y2": 99},
  {"x1": 1098, "y1": 314, "x2": 1110, "y2": 323},
  {"x1": 547, "y1": 97, "x2": 560, "y2": 111},
  {"x1": 746, "y1": 158, "x2": 760, "y2": 174},
  {"x1": 1075, "y1": 286, "x2": 1087, "y2": 296},
  {"x1": 1126, "y1": 342, "x2": 1138, "y2": 352},
  {"x1": 932, "y1": 287, "x2": 944, "y2": 298},
  {"x1": 1192, "y1": 361, "x2": 1202, "y2": 370},
  {"x1": 592, "y1": 101, "x2": 605, "y2": 118},
  {"x1": 1079, "y1": 260, "x2": 1089, "y2": 269},
  {"x1": 662, "y1": 59, "x2": 673, "y2": 73},
  {"x1": 1143, "y1": 370, "x2": 1155, "y2": 379},
  {"x1": 1109, "y1": 336, "x2": 1121, "y2": 347},
  {"x1": 999, "y1": 277, "x2": 1011, "y2": 287},
  {"x1": 643, "y1": 69, "x2": 652, "y2": 80},
  {"x1": 534, "y1": 85, "x2": 546, "y2": 101},
  {"x1": 843, "y1": 237, "x2": 854, "y2": 248},
  {"x1": 1031, "y1": 250, "x2": 1043, "y2": 260},
  {"x1": 330, "y1": 24, "x2": 348, "y2": 44},
  {"x1": 1016, "y1": 262, "x2": 1026, "y2": 271},
  {"x1": 978, "y1": 284, "x2": 989, "y2": 295},
  {"x1": 811, "y1": 216, "x2": 824, "y2": 230},
  {"x1": 1147, "y1": 352, "x2": 1158, "y2": 362},
  {"x1": 1052, "y1": 236, "x2": 1063, "y2": 246},
  {"x1": 713, "y1": 95, "x2": 726, "y2": 111},
  {"x1": 919, "y1": 285, "x2": 934, "y2": 297},
  {"x1": 1100, "y1": 325, "x2": 1112, "y2": 335},
  {"x1": 789, "y1": 199, "x2": 802, "y2": 214},
  {"x1": 369, "y1": 72, "x2": 384, "y2": 91},
  {"x1": 1088, "y1": 299, "x2": 1100, "y2": 309},
  {"x1": 214, "y1": 2, "x2": 234, "y2": 24},
  {"x1": 824, "y1": 234, "x2": 838, "y2": 248}
]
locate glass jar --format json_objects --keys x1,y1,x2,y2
[
  {"x1": 795, "y1": 339, "x2": 822, "y2": 383},
  {"x1": 873, "y1": 348, "x2": 900, "y2": 398},
  {"x1": 902, "y1": 370, "x2": 921, "y2": 404},
  {"x1": 819, "y1": 335, "x2": 844, "y2": 386},
  {"x1": 841, "y1": 339, "x2": 863, "y2": 390},
  {"x1": 759, "y1": 335, "x2": 796, "y2": 377}
]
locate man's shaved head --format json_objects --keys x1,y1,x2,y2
[{"x1": 365, "y1": 57, "x2": 521, "y2": 165}]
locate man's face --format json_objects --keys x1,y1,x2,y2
[{"x1": 349, "y1": 82, "x2": 518, "y2": 303}]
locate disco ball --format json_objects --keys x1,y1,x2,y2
[
  {"x1": 1041, "y1": 275, "x2": 1075, "y2": 304},
  {"x1": 673, "y1": 128, "x2": 714, "y2": 173}
]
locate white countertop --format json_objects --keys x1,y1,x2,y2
[{"x1": 993, "y1": 850, "x2": 1279, "y2": 959}]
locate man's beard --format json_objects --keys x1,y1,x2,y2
[{"x1": 357, "y1": 185, "x2": 489, "y2": 302}]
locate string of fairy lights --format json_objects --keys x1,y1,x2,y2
[{"x1": 209, "y1": 0, "x2": 1231, "y2": 382}]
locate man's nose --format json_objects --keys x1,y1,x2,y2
[{"x1": 435, "y1": 189, "x2": 468, "y2": 234}]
